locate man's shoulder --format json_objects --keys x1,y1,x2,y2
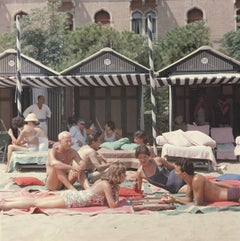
[{"x1": 192, "y1": 173, "x2": 206, "y2": 185}]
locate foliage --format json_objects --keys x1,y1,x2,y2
[
  {"x1": 60, "y1": 24, "x2": 148, "y2": 70},
  {"x1": 154, "y1": 21, "x2": 211, "y2": 70},
  {"x1": 0, "y1": 5, "x2": 213, "y2": 137},
  {"x1": 220, "y1": 29, "x2": 240, "y2": 61}
]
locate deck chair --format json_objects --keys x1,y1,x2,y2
[{"x1": 0, "y1": 119, "x2": 9, "y2": 162}]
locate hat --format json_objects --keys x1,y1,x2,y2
[{"x1": 25, "y1": 113, "x2": 39, "y2": 122}]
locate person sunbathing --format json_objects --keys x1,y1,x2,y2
[
  {"x1": 161, "y1": 159, "x2": 240, "y2": 205},
  {"x1": 6, "y1": 113, "x2": 48, "y2": 172},
  {"x1": 133, "y1": 145, "x2": 186, "y2": 194},
  {"x1": 0, "y1": 161, "x2": 126, "y2": 210}
]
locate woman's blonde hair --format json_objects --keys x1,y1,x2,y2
[{"x1": 101, "y1": 161, "x2": 126, "y2": 184}]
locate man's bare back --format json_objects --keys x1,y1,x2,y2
[{"x1": 191, "y1": 174, "x2": 229, "y2": 205}]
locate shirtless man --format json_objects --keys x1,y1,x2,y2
[
  {"x1": 78, "y1": 133, "x2": 109, "y2": 183},
  {"x1": 46, "y1": 131, "x2": 88, "y2": 191},
  {"x1": 162, "y1": 159, "x2": 240, "y2": 205}
]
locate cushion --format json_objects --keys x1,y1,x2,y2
[
  {"x1": 121, "y1": 143, "x2": 139, "y2": 150},
  {"x1": 12, "y1": 177, "x2": 45, "y2": 186},
  {"x1": 100, "y1": 138, "x2": 130, "y2": 150},
  {"x1": 99, "y1": 142, "x2": 115, "y2": 150},
  {"x1": 187, "y1": 124, "x2": 210, "y2": 135},
  {"x1": 236, "y1": 136, "x2": 240, "y2": 145},
  {"x1": 156, "y1": 135, "x2": 167, "y2": 146},
  {"x1": 183, "y1": 130, "x2": 216, "y2": 148},
  {"x1": 211, "y1": 127, "x2": 234, "y2": 144},
  {"x1": 162, "y1": 130, "x2": 192, "y2": 147},
  {"x1": 119, "y1": 187, "x2": 144, "y2": 198}
]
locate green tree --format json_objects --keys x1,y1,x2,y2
[
  {"x1": 60, "y1": 24, "x2": 148, "y2": 70},
  {"x1": 220, "y1": 29, "x2": 240, "y2": 61},
  {"x1": 154, "y1": 21, "x2": 211, "y2": 70}
]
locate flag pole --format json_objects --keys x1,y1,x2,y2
[
  {"x1": 16, "y1": 15, "x2": 22, "y2": 116},
  {"x1": 147, "y1": 15, "x2": 157, "y2": 156}
]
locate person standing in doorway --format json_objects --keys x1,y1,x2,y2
[{"x1": 23, "y1": 95, "x2": 51, "y2": 135}]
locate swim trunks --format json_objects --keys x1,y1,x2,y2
[
  {"x1": 228, "y1": 187, "x2": 240, "y2": 202},
  {"x1": 61, "y1": 189, "x2": 105, "y2": 208}
]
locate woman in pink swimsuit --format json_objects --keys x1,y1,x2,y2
[{"x1": 0, "y1": 162, "x2": 126, "y2": 210}]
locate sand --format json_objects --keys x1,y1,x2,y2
[{"x1": 1, "y1": 161, "x2": 240, "y2": 241}]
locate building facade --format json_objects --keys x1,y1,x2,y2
[{"x1": 1, "y1": 0, "x2": 240, "y2": 47}]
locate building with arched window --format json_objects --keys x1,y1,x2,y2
[{"x1": 0, "y1": 0, "x2": 239, "y2": 46}]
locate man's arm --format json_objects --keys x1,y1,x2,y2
[
  {"x1": 155, "y1": 157, "x2": 175, "y2": 170},
  {"x1": 89, "y1": 151, "x2": 109, "y2": 171}
]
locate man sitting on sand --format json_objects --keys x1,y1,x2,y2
[
  {"x1": 78, "y1": 133, "x2": 110, "y2": 184},
  {"x1": 162, "y1": 159, "x2": 240, "y2": 205},
  {"x1": 46, "y1": 131, "x2": 88, "y2": 191}
]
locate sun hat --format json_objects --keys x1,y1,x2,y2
[{"x1": 25, "y1": 113, "x2": 39, "y2": 122}]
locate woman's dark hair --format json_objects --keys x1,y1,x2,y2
[
  {"x1": 175, "y1": 159, "x2": 194, "y2": 175},
  {"x1": 134, "y1": 130, "x2": 148, "y2": 144},
  {"x1": 11, "y1": 116, "x2": 25, "y2": 129},
  {"x1": 135, "y1": 144, "x2": 150, "y2": 158},
  {"x1": 106, "y1": 120, "x2": 115, "y2": 131}
]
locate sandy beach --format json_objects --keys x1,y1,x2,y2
[{"x1": 1, "y1": 161, "x2": 240, "y2": 241}]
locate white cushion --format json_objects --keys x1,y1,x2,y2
[
  {"x1": 183, "y1": 130, "x2": 216, "y2": 148},
  {"x1": 162, "y1": 129, "x2": 192, "y2": 147},
  {"x1": 211, "y1": 127, "x2": 234, "y2": 144},
  {"x1": 156, "y1": 135, "x2": 167, "y2": 146},
  {"x1": 187, "y1": 124, "x2": 210, "y2": 135},
  {"x1": 235, "y1": 136, "x2": 240, "y2": 145}
]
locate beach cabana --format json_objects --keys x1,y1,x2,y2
[
  {"x1": 0, "y1": 48, "x2": 150, "y2": 140},
  {"x1": 155, "y1": 46, "x2": 240, "y2": 137}
]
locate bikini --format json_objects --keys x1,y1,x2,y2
[
  {"x1": 60, "y1": 189, "x2": 105, "y2": 208},
  {"x1": 143, "y1": 163, "x2": 185, "y2": 193}
]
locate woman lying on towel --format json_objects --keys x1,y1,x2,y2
[
  {"x1": 0, "y1": 162, "x2": 126, "y2": 210},
  {"x1": 133, "y1": 145, "x2": 186, "y2": 194}
]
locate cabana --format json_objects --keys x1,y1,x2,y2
[
  {"x1": 0, "y1": 48, "x2": 150, "y2": 140},
  {"x1": 155, "y1": 46, "x2": 240, "y2": 162}
]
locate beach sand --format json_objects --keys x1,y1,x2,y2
[{"x1": 1, "y1": 161, "x2": 240, "y2": 241}]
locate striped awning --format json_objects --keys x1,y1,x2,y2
[
  {"x1": 0, "y1": 73, "x2": 149, "y2": 88},
  {"x1": 155, "y1": 73, "x2": 240, "y2": 87}
]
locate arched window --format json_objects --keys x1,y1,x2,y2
[
  {"x1": 67, "y1": 13, "x2": 73, "y2": 30},
  {"x1": 14, "y1": 11, "x2": 28, "y2": 21},
  {"x1": 145, "y1": 11, "x2": 156, "y2": 34},
  {"x1": 187, "y1": 8, "x2": 203, "y2": 23},
  {"x1": 132, "y1": 11, "x2": 142, "y2": 34},
  {"x1": 94, "y1": 10, "x2": 110, "y2": 26}
]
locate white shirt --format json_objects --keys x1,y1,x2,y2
[{"x1": 69, "y1": 125, "x2": 87, "y2": 150}]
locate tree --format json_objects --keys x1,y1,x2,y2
[
  {"x1": 154, "y1": 21, "x2": 211, "y2": 70},
  {"x1": 220, "y1": 29, "x2": 240, "y2": 61},
  {"x1": 60, "y1": 24, "x2": 148, "y2": 71}
]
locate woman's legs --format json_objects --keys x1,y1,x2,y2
[
  {"x1": 0, "y1": 195, "x2": 66, "y2": 210},
  {"x1": 6, "y1": 145, "x2": 28, "y2": 172}
]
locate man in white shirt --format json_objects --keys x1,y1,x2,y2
[
  {"x1": 69, "y1": 119, "x2": 87, "y2": 150},
  {"x1": 23, "y1": 95, "x2": 51, "y2": 135}
]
